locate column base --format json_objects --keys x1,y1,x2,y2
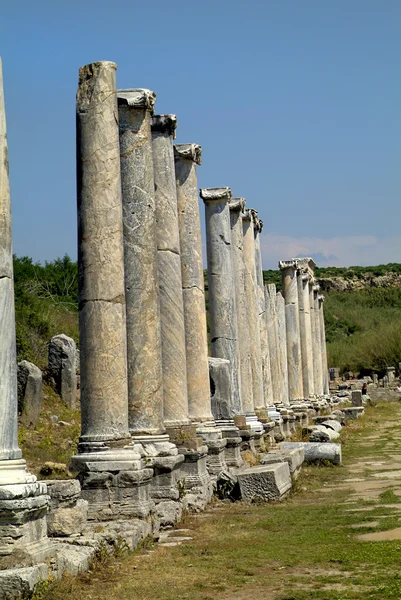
[
  {"x1": 245, "y1": 413, "x2": 264, "y2": 433},
  {"x1": 70, "y1": 447, "x2": 154, "y2": 521},
  {"x1": 195, "y1": 423, "x2": 228, "y2": 477},
  {"x1": 0, "y1": 459, "x2": 53, "y2": 569}
]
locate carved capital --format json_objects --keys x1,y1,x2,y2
[
  {"x1": 254, "y1": 217, "x2": 263, "y2": 233},
  {"x1": 117, "y1": 89, "x2": 156, "y2": 113},
  {"x1": 200, "y1": 187, "x2": 232, "y2": 203},
  {"x1": 174, "y1": 143, "x2": 202, "y2": 165},
  {"x1": 313, "y1": 284, "x2": 320, "y2": 293},
  {"x1": 242, "y1": 208, "x2": 252, "y2": 222},
  {"x1": 151, "y1": 114, "x2": 177, "y2": 137},
  {"x1": 294, "y1": 257, "x2": 316, "y2": 280},
  {"x1": 318, "y1": 294, "x2": 325, "y2": 303},
  {"x1": 278, "y1": 259, "x2": 297, "y2": 271},
  {"x1": 229, "y1": 197, "x2": 246, "y2": 213}
]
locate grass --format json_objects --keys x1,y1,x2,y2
[{"x1": 31, "y1": 399, "x2": 401, "y2": 600}]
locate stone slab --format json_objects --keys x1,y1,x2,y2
[{"x1": 235, "y1": 463, "x2": 292, "y2": 502}]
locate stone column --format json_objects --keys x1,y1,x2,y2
[
  {"x1": 275, "y1": 292, "x2": 290, "y2": 405},
  {"x1": 174, "y1": 144, "x2": 213, "y2": 424},
  {"x1": 0, "y1": 57, "x2": 50, "y2": 566},
  {"x1": 265, "y1": 284, "x2": 280, "y2": 403},
  {"x1": 312, "y1": 285, "x2": 323, "y2": 395},
  {"x1": 253, "y1": 212, "x2": 274, "y2": 408},
  {"x1": 279, "y1": 260, "x2": 303, "y2": 401},
  {"x1": 228, "y1": 198, "x2": 253, "y2": 416},
  {"x1": 242, "y1": 209, "x2": 265, "y2": 412},
  {"x1": 296, "y1": 259, "x2": 315, "y2": 399},
  {"x1": 151, "y1": 115, "x2": 190, "y2": 429},
  {"x1": 73, "y1": 65, "x2": 151, "y2": 521},
  {"x1": 200, "y1": 187, "x2": 242, "y2": 417},
  {"x1": 318, "y1": 294, "x2": 329, "y2": 395},
  {"x1": 117, "y1": 89, "x2": 165, "y2": 435}
]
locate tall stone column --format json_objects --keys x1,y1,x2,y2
[
  {"x1": 312, "y1": 285, "x2": 323, "y2": 395},
  {"x1": 279, "y1": 260, "x2": 303, "y2": 401},
  {"x1": 201, "y1": 187, "x2": 243, "y2": 419},
  {"x1": 117, "y1": 89, "x2": 165, "y2": 435},
  {"x1": 0, "y1": 57, "x2": 50, "y2": 566},
  {"x1": 296, "y1": 258, "x2": 315, "y2": 399},
  {"x1": 275, "y1": 292, "x2": 290, "y2": 405},
  {"x1": 253, "y1": 212, "x2": 274, "y2": 407},
  {"x1": 242, "y1": 209, "x2": 265, "y2": 414},
  {"x1": 73, "y1": 66, "x2": 152, "y2": 521},
  {"x1": 265, "y1": 284, "x2": 281, "y2": 403},
  {"x1": 174, "y1": 144, "x2": 213, "y2": 424},
  {"x1": 228, "y1": 198, "x2": 253, "y2": 416},
  {"x1": 318, "y1": 294, "x2": 329, "y2": 395}
]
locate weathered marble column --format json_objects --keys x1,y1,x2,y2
[
  {"x1": 117, "y1": 89, "x2": 165, "y2": 434},
  {"x1": 174, "y1": 144, "x2": 213, "y2": 423},
  {"x1": 279, "y1": 260, "x2": 303, "y2": 401},
  {"x1": 201, "y1": 187, "x2": 242, "y2": 416},
  {"x1": 265, "y1": 284, "x2": 281, "y2": 403},
  {"x1": 0, "y1": 57, "x2": 50, "y2": 566},
  {"x1": 296, "y1": 258, "x2": 315, "y2": 399},
  {"x1": 243, "y1": 209, "x2": 265, "y2": 411},
  {"x1": 151, "y1": 115, "x2": 190, "y2": 428},
  {"x1": 318, "y1": 294, "x2": 329, "y2": 395},
  {"x1": 229, "y1": 198, "x2": 253, "y2": 415},
  {"x1": 312, "y1": 285, "x2": 323, "y2": 395},
  {"x1": 275, "y1": 291, "x2": 290, "y2": 405},
  {"x1": 253, "y1": 212, "x2": 274, "y2": 407}
]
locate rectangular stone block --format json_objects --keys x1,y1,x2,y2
[
  {"x1": 261, "y1": 447, "x2": 304, "y2": 477},
  {"x1": 236, "y1": 463, "x2": 292, "y2": 502},
  {"x1": 0, "y1": 564, "x2": 48, "y2": 600}
]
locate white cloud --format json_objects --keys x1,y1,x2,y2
[{"x1": 260, "y1": 233, "x2": 401, "y2": 269}]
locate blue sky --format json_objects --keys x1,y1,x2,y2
[{"x1": 2, "y1": 0, "x2": 400, "y2": 269}]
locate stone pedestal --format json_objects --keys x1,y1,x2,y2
[
  {"x1": 279, "y1": 260, "x2": 303, "y2": 401},
  {"x1": 174, "y1": 144, "x2": 213, "y2": 423},
  {"x1": 0, "y1": 58, "x2": 51, "y2": 568},
  {"x1": 275, "y1": 292, "x2": 290, "y2": 404},
  {"x1": 296, "y1": 259, "x2": 316, "y2": 398}
]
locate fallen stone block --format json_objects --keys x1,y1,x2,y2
[
  {"x1": 52, "y1": 543, "x2": 95, "y2": 577},
  {"x1": 235, "y1": 463, "x2": 292, "y2": 502},
  {"x1": 343, "y1": 406, "x2": 364, "y2": 419},
  {"x1": 260, "y1": 447, "x2": 304, "y2": 479},
  {"x1": 280, "y1": 442, "x2": 342, "y2": 465},
  {"x1": 154, "y1": 500, "x2": 183, "y2": 528},
  {"x1": 321, "y1": 419, "x2": 342, "y2": 433},
  {"x1": 0, "y1": 564, "x2": 48, "y2": 600}
]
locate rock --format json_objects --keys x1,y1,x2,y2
[
  {"x1": 154, "y1": 501, "x2": 182, "y2": 528},
  {"x1": 17, "y1": 360, "x2": 43, "y2": 428},
  {"x1": 236, "y1": 463, "x2": 292, "y2": 502},
  {"x1": 48, "y1": 334, "x2": 77, "y2": 409},
  {"x1": 280, "y1": 442, "x2": 342, "y2": 465}
]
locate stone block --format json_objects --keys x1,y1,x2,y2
[
  {"x1": 343, "y1": 406, "x2": 364, "y2": 419},
  {"x1": 280, "y1": 442, "x2": 342, "y2": 465},
  {"x1": 53, "y1": 543, "x2": 95, "y2": 577},
  {"x1": 236, "y1": 463, "x2": 292, "y2": 502},
  {"x1": 260, "y1": 447, "x2": 304, "y2": 478},
  {"x1": 352, "y1": 390, "x2": 363, "y2": 407},
  {"x1": 154, "y1": 500, "x2": 182, "y2": 528},
  {"x1": 321, "y1": 419, "x2": 342, "y2": 433},
  {"x1": 17, "y1": 361, "x2": 43, "y2": 428},
  {"x1": 48, "y1": 499, "x2": 88, "y2": 537},
  {"x1": 0, "y1": 564, "x2": 48, "y2": 600}
]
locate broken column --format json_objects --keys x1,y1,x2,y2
[
  {"x1": 0, "y1": 57, "x2": 51, "y2": 567},
  {"x1": 296, "y1": 259, "x2": 315, "y2": 399},
  {"x1": 318, "y1": 294, "x2": 329, "y2": 395},
  {"x1": 48, "y1": 334, "x2": 77, "y2": 409},
  {"x1": 242, "y1": 209, "x2": 265, "y2": 421},
  {"x1": 279, "y1": 260, "x2": 303, "y2": 401},
  {"x1": 253, "y1": 212, "x2": 274, "y2": 410},
  {"x1": 275, "y1": 292, "x2": 290, "y2": 405},
  {"x1": 17, "y1": 361, "x2": 43, "y2": 428},
  {"x1": 72, "y1": 63, "x2": 152, "y2": 520}
]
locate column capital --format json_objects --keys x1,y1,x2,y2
[
  {"x1": 174, "y1": 143, "x2": 202, "y2": 165},
  {"x1": 151, "y1": 114, "x2": 177, "y2": 137},
  {"x1": 278, "y1": 259, "x2": 297, "y2": 271},
  {"x1": 200, "y1": 187, "x2": 232, "y2": 203},
  {"x1": 228, "y1": 197, "x2": 246, "y2": 212},
  {"x1": 254, "y1": 218, "x2": 263, "y2": 233},
  {"x1": 318, "y1": 294, "x2": 325, "y2": 302},
  {"x1": 117, "y1": 88, "x2": 156, "y2": 112},
  {"x1": 294, "y1": 257, "x2": 316, "y2": 279},
  {"x1": 313, "y1": 284, "x2": 320, "y2": 293}
]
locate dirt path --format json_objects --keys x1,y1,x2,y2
[{"x1": 38, "y1": 400, "x2": 401, "y2": 600}]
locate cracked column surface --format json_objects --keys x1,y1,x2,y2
[
  {"x1": 318, "y1": 294, "x2": 329, "y2": 395},
  {"x1": 296, "y1": 258, "x2": 316, "y2": 399},
  {"x1": 253, "y1": 212, "x2": 273, "y2": 406},
  {"x1": 275, "y1": 291, "x2": 290, "y2": 405},
  {"x1": 279, "y1": 260, "x2": 303, "y2": 401},
  {"x1": 0, "y1": 58, "x2": 20, "y2": 463},
  {"x1": 118, "y1": 88, "x2": 165, "y2": 435},
  {"x1": 313, "y1": 284, "x2": 323, "y2": 395},
  {"x1": 201, "y1": 187, "x2": 242, "y2": 417},
  {"x1": 265, "y1": 284, "x2": 281, "y2": 403},
  {"x1": 174, "y1": 145, "x2": 213, "y2": 422},
  {"x1": 229, "y1": 198, "x2": 253, "y2": 415},
  {"x1": 76, "y1": 62, "x2": 131, "y2": 444},
  {"x1": 151, "y1": 116, "x2": 190, "y2": 427},
  {"x1": 243, "y1": 209, "x2": 265, "y2": 411}
]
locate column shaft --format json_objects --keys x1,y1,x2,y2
[
  {"x1": 77, "y1": 62, "x2": 130, "y2": 443},
  {"x1": 175, "y1": 145, "x2": 212, "y2": 422},
  {"x1": 318, "y1": 295, "x2": 329, "y2": 395},
  {"x1": 275, "y1": 292, "x2": 290, "y2": 405},
  {"x1": 201, "y1": 187, "x2": 242, "y2": 416},
  {"x1": 265, "y1": 284, "x2": 281, "y2": 403},
  {"x1": 118, "y1": 89, "x2": 164, "y2": 435},
  {"x1": 296, "y1": 259, "x2": 315, "y2": 398},
  {"x1": 313, "y1": 286, "x2": 323, "y2": 395},
  {"x1": 151, "y1": 116, "x2": 189, "y2": 427},
  {"x1": 229, "y1": 199, "x2": 253, "y2": 415}
]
